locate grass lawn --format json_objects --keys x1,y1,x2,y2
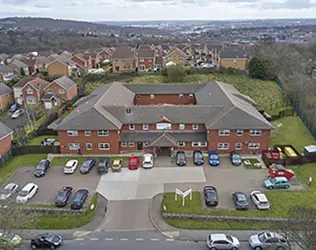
[
  {"x1": 128, "y1": 74, "x2": 285, "y2": 113},
  {"x1": 242, "y1": 158, "x2": 261, "y2": 169},
  {"x1": 51, "y1": 156, "x2": 131, "y2": 167},
  {"x1": 28, "y1": 135, "x2": 58, "y2": 146},
  {"x1": 0, "y1": 154, "x2": 46, "y2": 184}
]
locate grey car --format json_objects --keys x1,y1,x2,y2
[{"x1": 249, "y1": 232, "x2": 289, "y2": 250}]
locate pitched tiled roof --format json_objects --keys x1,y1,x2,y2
[
  {"x1": 137, "y1": 49, "x2": 155, "y2": 58},
  {"x1": 52, "y1": 76, "x2": 77, "y2": 90},
  {"x1": 0, "y1": 65, "x2": 15, "y2": 74},
  {"x1": 0, "y1": 121, "x2": 13, "y2": 139},
  {"x1": 19, "y1": 58, "x2": 36, "y2": 67},
  {"x1": 220, "y1": 48, "x2": 247, "y2": 59},
  {"x1": 112, "y1": 47, "x2": 134, "y2": 59},
  {"x1": 13, "y1": 77, "x2": 50, "y2": 89},
  {"x1": 55, "y1": 81, "x2": 272, "y2": 131},
  {"x1": 36, "y1": 56, "x2": 50, "y2": 65},
  {"x1": 0, "y1": 83, "x2": 12, "y2": 96},
  {"x1": 13, "y1": 77, "x2": 36, "y2": 88}
]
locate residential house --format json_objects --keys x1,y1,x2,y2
[
  {"x1": 8, "y1": 60, "x2": 29, "y2": 76},
  {"x1": 13, "y1": 77, "x2": 50, "y2": 106},
  {"x1": 0, "y1": 122, "x2": 13, "y2": 158},
  {"x1": 0, "y1": 54, "x2": 9, "y2": 64},
  {"x1": 0, "y1": 83, "x2": 13, "y2": 113},
  {"x1": 205, "y1": 43, "x2": 223, "y2": 65},
  {"x1": 54, "y1": 81, "x2": 272, "y2": 155},
  {"x1": 219, "y1": 48, "x2": 248, "y2": 70},
  {"x1": 47, "y1": 57, "x2": 77, "y2": 77},
  {"x1": 112, "y1": 47, "x2": 135, "y2": 73},
  {"x1": 60, "y1": 51, "x2": 72, "y2": 58},
  {"x1": 71, "y1": 53, "x2": 92, "y2": 69},
  {"x1": 11, "y1": 54, "x2": 25, "y2": 61},
  {"x1": 161, "y1": 44, "x2": 172, "y2": 55},
  {"x1": 0, "y1": 65, "x2": 17, "y2": 82},
  {"x1": 35, "y1": 56, "x2": 50, "y2": 71},
  {"x1": 26, "y1": 52, "x2": 38, "y2": 59},
  {"x1": 97, "y1": 48, "x2": 113, "y2": 63},
  {"x1": 135, "y1": 46, "x2": 155, "y2": 71},
  {"x1": 44, "y1": 76, "x2": 77, "y2": 102},
  {"x1": 19, "y1": 58, "x2": 37, "y2": 75},
  {"x1": 164, "y1": 48, "x2": 187, "y2": 66}
]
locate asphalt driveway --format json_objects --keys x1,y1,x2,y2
[
  {"x1": 1, "y1": 112, "x2": 28, "y2": 135},
  {"x1": 4, "y1": 165, "x2": 100, "y2": 206}
]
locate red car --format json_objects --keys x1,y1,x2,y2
[{"x1": 128, "y1": 156, "x2": 139, "y2": 170}]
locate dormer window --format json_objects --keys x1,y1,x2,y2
[
  {"x1": 189, "y1": 93, "x2": 194, "y2": 99},
  {"x1": 129, "y1": 124, "x2": 135, "y2": 130},
  {"x1": 179, "y1": 94, "x2": 184, "y2": 99},
  {"x1": 126, "y1": 108, "x2": 132, "y2": 114},
  {"x1": 150, "y1": 94, "x2": 155, "y2": 99},
  {"x1": 26, "y1": 88, "x2": 33, "y2": 95}
]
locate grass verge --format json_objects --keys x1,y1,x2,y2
[
  {"x1": 242, "y1": 158, "x2": 261, "y2": 169},
  {"x1": 28, "y1": 136, "x2": 58, "y2": 146}
]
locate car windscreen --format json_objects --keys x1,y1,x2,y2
[
  {"x1": 73, "y1": 193, "x2": 83, "y2": 202},
  {"x1": 210, "y1": 154, "x2": 218, "y2": 160},
  {"x1": 1, "y1": 188, "x2": 11, "y2": 195},
  {"x1": 113, "y1": 163, "x2": 120, "y2": 167},
  {"x1": 225, "y1": 235, "x2": 233, "y2": 243},
  {"x1": 232, "y1": 154, "x2": 241, "y2": 160},
  {"x1": 37, "y1": 162, "x2": 46, "y2": 170},
  {"x1": 237, "y1": 194, "x2": 247, "y2": 202},
  {"x1": 18, "y1": 190, "x2": 28, "y2": 197},
  {"x1": 45, "y1": 234, "x2": 59, "y2": 243},
  {"x1": 56, "y1": 191, "x2": 66, "y2": 201},
  {"x1": 206, "y1": 191, "x2": 217, "y2": 200},
  {"x1": 177, "y1": 154, "x2": 185, "y2": 160},
  {"x1": 270, "y1": 178, "x2": 277, "y2": 183},
  {"x1": 82, "y1": 161, "x2": 91, "y2": 168},
  {"x1": 3, "y1": 233, "x2": 15, "y2": 242},
  {"x1": 195, "y1": 153, "x2": 203, "y2": 160},
  {"x1": 258, "y1": 233, "x2": 268, "y2": 242}
]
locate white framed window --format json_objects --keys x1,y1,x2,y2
[
  {"x1": 46, "y1": 89, "x2": 53, "y2": 95},
  {"x1": 248, "y1": 143, "x2": 260, "y2": 149},
  {"x1": 150, "y1": 94, "x2": 155, "y2": 99},
  {"x1": 177, "y1": 141, "x2": 185, "y2": 147},
  {"x1": 26, "y1": 96, "x2": 36, "y2": 104},
  {"x1": 139, "y1": 58, "x2": 144, "y2": 62},
  {"x1": 189, "y1": 93, "x2": 194, "y2": 99},
  {"x1": 218, "y1": 143, "x2": 229, "y2": 150},
  {"x1": 218, "y1": 130, "x2": 230, "y2": 136},
  {"x1": 236, "y1": 129, "x2": 243, "y2": 136},
  {"x1": 136, "y1": 94, "x2": 141, "y2": 99},
  {"x1": 250, "y1": 129, "x2": 262, "y2": 136},
  {"x1": 143, "y1": 124, "x2": 149, "y2": 130},
  {"x1": 192, "y1": 142, "x2": 200, "y2": 147},
  {"x1": 69, "y1": 143, "x2": 79, "y2": 150},
  {"x1": 86, "y1": 143, "x2": 92, "y2": 150},
  {"x1": 139, "y1": 65, "x2": 145, "y2": 71},
  {"x1": 85, "y1": 130, "x2": 91, "y2": 136},
  {"x1": 59, "y1": 89, "x2": 65, "y2": 94},
  {"x1": 179, "y1": 124, "x2": 185, "y2": 130},
  {"x1": 199, "y1": 142, "x2": 208, "y2": 147},
  {"x1": 236, "y1": 143, "x2": 242, "y2": 150},
  {"x1": 98, "y1": 143, "x2": 110, "y2": 150},
  {"x1": 129, "y1": 142, "x2": 135, "y2": 147},
  {"x1": 121, "y1": 142, "x2": 127, "y2": 147},
  {"x1": 98, "y1": 130, "x2": 109, "y2": 136},
  {"x1": 192, "y1": 124, "x2": 199, "y2": 130},
  {"x1": 143, "y1": 142, "x2": 149, "y2": 147},
  {"x1": 26, "y1": 88, "x2": 33, "y2": 94},
  {"x1": 129, "y1": 124, "x2": 135, "y2": 130},
  {"x1": 179, "y1": 94, "x2": 184, "y2": 99},
  {"x1": 67, "y1": 130, "x2": 78, "y2": 136}
]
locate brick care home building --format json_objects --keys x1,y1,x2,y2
[{"x1": 55, "y1": 82, "x2": 272, "y2": 155}]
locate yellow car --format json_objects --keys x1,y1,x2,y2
[{"x1": 112, "y1": 159, "x2": 123, "y2": 172}]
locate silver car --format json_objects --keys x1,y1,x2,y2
[
  {"x1": 249, "y1": 232, "x2": 289, "y2": 250},
  {"x1": 0, "y1": 183, "x2": 19, "y2": 200},
  {"x1": 207, "y1": 234, "x2": 240, "y2": 249}
]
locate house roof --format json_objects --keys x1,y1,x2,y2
[
  {"x1": 47, "y1": 56, "x2": 74, "y2": 67},
  {"x1": 206, "y1": 43, "x2": 222, "y2": 50},
  {"x1": 0, "y1": 83, "x2": 13, "y2": 96},
  {"x1": 36, "y1": 56, "x2": 50, "y2": 65},
  {"x1": 0, "y1": 65, "x2": 15, "y2": 74},
  {"x1": 19, "y1": 58, "x2": 36, "y2": 67},
  {"x1": 0, "y1": 54, "x2": 9, "y2": 61},
  {"x1": 13, "y1": 77, "x2": 50, "y2": 90},
  {"x1": 112, "y1": 47, "x2": 134, "y2": 59},
  {"x1": 9, "y1": 60, "x2": 28, "y2": 69},
  {"x1": 137, "y1": 49, "x2": 155, "y2": 58},
  {"x1": 165, "y1": 48, "x2": 188, "y2": 58},
  {"x1": 41, "y1": 94, "x2": 56, "y2": 101},
  {"x1": 149, "y1": 132, "x2": 177, "y2": 147},
  {"x1": 60, "y1": 51, "x2": 72, "y2": 57},
  {"x1": 55, "y1": 81, "x2": 272, "y2": 131},
  {"x1": 0, "y1": 121, "x2": 13, "y2": 140},
  {"x1": 52, "y1": 76, "x2": 77, "y2": 90},
  {"x1": 13, "y1": 77, "x2": 36, "y2": 88},
  {"x1": 220, "y1": 48, "x2": 247, "y2": 59}
]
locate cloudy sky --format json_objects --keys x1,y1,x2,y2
[{"x1": 0, "y1": 0, "x2": 316, "y2": 21}]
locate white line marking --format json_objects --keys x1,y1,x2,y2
[
  {"x1": 166, "y1": 239, "x2": 175, "y2": 241},
  {"x1": 76, "y1": 238, "x2": 84, "y2": 241},
  {"x1": 91, "y1": 238, "x2": 99, "y2": 241},
  {"x1": 136, "y1": 238, "x2": 144, "y2": 241},
  {"x1": 151, "y1": 238, "x2": 159, "y2": 241},
  {"x1": 120, "y1": 238, "x2": 128, "y2": 241},
  {"x1": 105, "y1": 238, "x2": 113, "y2": 241}
]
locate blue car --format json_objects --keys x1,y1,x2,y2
[{"x1": 208, "y1": 151, "x2": 220, "y2": 166}]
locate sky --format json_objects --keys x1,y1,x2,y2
[{"x1": 0, "y1": 0, "x2": 316, "y2": 21}]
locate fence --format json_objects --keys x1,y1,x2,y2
[
  {"x1": 0, "y1": 150, "x2": 13, "y2": 167},
  {"x1": 12, "y1": 145, "x2": 61, "y2": 156}
]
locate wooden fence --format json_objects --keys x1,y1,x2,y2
[{"x1": 12, "y1": 145, "x2": 61, "y2": 156}]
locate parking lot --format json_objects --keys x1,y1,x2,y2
[{"x1": 4, "y1": 165, "x2": 100, "y2": 206}]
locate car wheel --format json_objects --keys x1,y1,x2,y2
[
  {"x1": 268, "y1": 186, "x2": 273, "y2": 189},
  {"x1": 231, "y1": 247, "x2": 238, "y2": 250},
  {"x1": 50, "y1": 245, "x2": 56, "y2": 249},
  {"x1": 254, "y1": 247, "x2": 262, "y2": 250},
  {"x1": 285, "y1": 185, "x2": 289, "y2": 189},
  {"x1": 31, "y1": 244, "x2": 37, "y2": 249},
  {"x1": 210, "y1": 247, "x2": 217, "y2": 250}
]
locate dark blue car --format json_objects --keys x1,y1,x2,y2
[{"x1": 208, "y1": 151, "x2": 220, "y2": 166}]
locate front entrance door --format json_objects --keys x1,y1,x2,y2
[
  {"x1": 158, "y1": 147, "x2": 170, "y2": 156},
  {"x1": 137, "y1": 142, "x2": 143, "y2": 150}
]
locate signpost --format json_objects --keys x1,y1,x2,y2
[{"x1": 175, "y1": 188, "x2": 192, "y2": 207}]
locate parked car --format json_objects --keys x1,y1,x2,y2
[
  {"x1": 232, "y1": 192, "x2": 249, "y2": 210},
  {"x1": 0, "y1": 232, "x2": 23, "y2": 248},
  {"x1": 143, "y1": 153, "x2": 154, "y2": 169},
  {"x1": 30, "y1": 233, "x2": 63, "y2": 249},
  {"x1": 264, "y1": 176, "x2": 290, "y2": 189},
  {"x1": 11, "y1": 109, "x2": 24, "y2": 119},
  {"x1": 193, "y1": 150, "x2": 204, "y2": 165},
  {"x1": 249, "y1": 231, "x2": 289, "y2": 250},
  {"x1": 98, "y1": 157, "x2": 110, "y2": 174},
  {"x1": 206, "y1": 234, "x2": 240, "y2": 249},
  {"x1": 204, "y1": 186, "x2": 218, "y2": 207},
  {"x1": 0, "y1": 183, "x2": 19, "y2": 200},
  {"x1": 63, "y1": 160, "x2": 79, "y2": 174},
  {"x1": 70, "y1": 189, "x2": 89, "y2": 210},
  {"x1": 250, "y1": 191, "x2": 270, "y2": 210},
  {"x1": 34, "y1": 159, "x2": 50, "y2": 177},
  {"x1": 9, "y1": 103, "x2": 17, "y2": 113},
  {"x1": 208, "y1": 151, "x2": 220, "y2": 166},
  {"x1": 79, "y1": 158, "x2": 96, "y2": 174},
  {"x1": 230, "y1": 151, "x2": 242, "y2": 166},
  {"x1": 112, "y1": 159, "x2": 123, "y2": 172},
  {"x1": 128, "y1": 156, "x2": 139, "y2": 170},
  {"x1": 176, "y1": 151, "x2": 186, "y2": 166},
  {"x1": 16, "y1": 183, "x2": 38, "y2": 203},
  {"x1": 55, "y1": 186, "x2": 73, "y2": 207}
]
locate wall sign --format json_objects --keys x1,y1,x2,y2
[{"x1": 156, "y1": 123, "x2": 171, "y2": 130}]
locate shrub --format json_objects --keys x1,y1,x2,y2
[{"x1": 166, "y1": 65, "x2": 186, "y2": 82}]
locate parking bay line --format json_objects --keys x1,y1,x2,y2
[
  {"x1": 91, "y1": 238, "x2": 99, "y2": 241},
  {"x1": 120, "y1": 238, "x2": 128, "y2": 241},
  {"x1": 105, "y1": 238, "x2": 113, "y2": 241},
  {"x1": 135, "y1": 238, "x2": 144, "y2": 241},
  {"x1": 75, "y1": 238, "x2": 84, "y2": 241},
  {"x1": 166, "y1": 239, "x2": 175, "y2": 241},
  {"x1": 151, "y1": 238, "x2": 159, "y2": 241}
]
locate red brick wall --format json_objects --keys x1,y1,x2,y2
[
  {"x1": 46, "y1": 82, "x2": 77, "y2": 101},
  {"x1": 0, "y1": 134, "x2": 12, "y2": 156},
  {"x1": 58, "y1": 130, "x2": 120, "y2": 154},
  {"x1": 120, "y1": 124, "x2": 206, "y2": 131},
  {"x1": 207, "y1": 129, "x2": 270, "y2": 154},
  {"x1": 134, "y1": 94, "x2": 196, "y2": 105},
  {"x1": 22, "y1": 84, "x2": 40, "y2": 104},
  {"x1": 71, "y1": 56, "x2": 86, "y2": 68},
  {"x1": 137, "y1": 57, "x2": 154, "y2": 71}
]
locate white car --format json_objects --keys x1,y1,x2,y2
[
  {"x1": 16, "y1": 183, "x2": 38, "y2": 203},
  {"x1": 0, "y1": 183, "x2": 19, "y2": 200},
  {"x1": 207, "y1": 234, "x2": 240, "y2": 249},
  {"x1": 142, "y1": 153, "x2": 154, "y2": 169},
  {"x1": 11, "y1": 109, "x2": 23, "y2": 119},
  {"x1": 64, "y1": 160, "x2": 79, "y2": 174},
  {"x1": 250, "y1": 191, "x2": 270, "y2": 210}
]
